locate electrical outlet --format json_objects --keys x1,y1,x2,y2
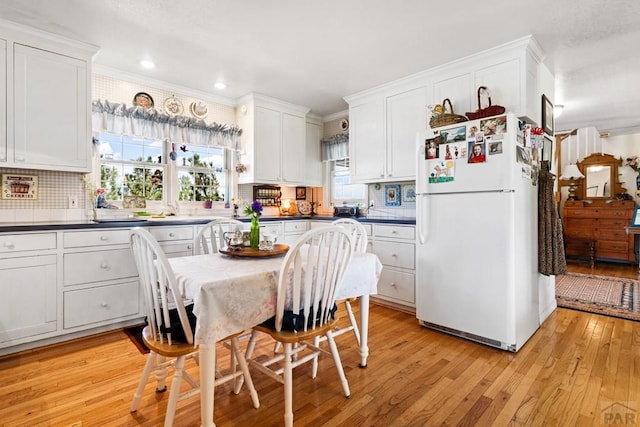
[{"x1": 68, "y1": 196, "x2": 78, "y2": 209}]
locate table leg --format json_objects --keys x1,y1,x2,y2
[
  {"x1": 199, "y1": 342, "x2": 216, "y2": 427},
  {"x1": 358, "y1": 295, "x2": 370, "y2": 368}
]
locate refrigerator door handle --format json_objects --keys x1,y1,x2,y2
[{"x1": 417, "y1": 194, "x2": 427, "y2": 244}]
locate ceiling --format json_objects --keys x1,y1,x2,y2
[{"x1": 1, "y1": 0, "x2": 639, "y2": 136}]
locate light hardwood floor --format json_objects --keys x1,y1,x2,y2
[{"x1": 1, "y1": 262, "x2": 639, "y2": 426}]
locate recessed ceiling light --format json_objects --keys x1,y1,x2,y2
[
  {"x1": 214, "y1": 82, "x2": 227, "y2": 90},
  {"x1": 140, "y1": 59, "x2": 155, "y2": 69}
]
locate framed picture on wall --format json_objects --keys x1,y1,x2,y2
[
  {"x1": 295, "y1": 187, "x2": 306, "y2": 200},
  {"x1": 384, "y1": 185, "x2": 401, "y2": 206},
  {"x1": 542, "y1": 135, "x2": 554, "y2": 166},
  {"x1": 541, "y1": 94, "x2": 554, "y2": 136}
]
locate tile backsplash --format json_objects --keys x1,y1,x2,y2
[{"x1": 0, "y1": 167, "x2": 88, "y2": 222}]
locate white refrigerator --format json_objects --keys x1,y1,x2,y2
[{"x1": 415, "y1": 113, "x2": 540, "y2": 352}]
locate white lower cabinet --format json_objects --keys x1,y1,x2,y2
[
  {"x1": 148, "y1": 226, "x2": 194, "y2": 258},
  {"x1": 0, "y1": 220, "x2": 416, "y2": 354},
  {"x1": 283, "y1": 221, "x2": 308, "y2": 245},
  {"x1": 62, "y1": 228, "x2": 142, "y2": 331},
  {"x1": 63, "y1": 280, "x2": 140, "y2": 329},
  {"x1": 0, "y1": 254, "x2": 57, "y2": 344},
  {"x1": 370, "y1": 224, "x2": 415, "y2": 310}
]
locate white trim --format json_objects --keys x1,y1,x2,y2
[
  {"x1": 93, "y1": 65, "x2": 237, "y2": 107},
  {"x1": 323, "y1": 110, "x2": 349, "y2": 123}
]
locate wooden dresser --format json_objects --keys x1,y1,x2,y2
[{"x1": 563, "y1": 199, "x2": 636, "y2": 264}]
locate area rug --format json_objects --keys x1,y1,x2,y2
[
  {"x1": 124, "y1": 325, "x2": 149, "y2": 354},
  {"x1": 556, "y1": 273, "x2": 640, "y2": 322}
]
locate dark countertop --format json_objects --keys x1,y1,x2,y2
[{"x1": 0, "y1": 215, "x2": 415, "y2": 233}]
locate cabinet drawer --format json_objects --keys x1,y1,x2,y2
[
  {"x1": 565, "y1": 218, "x2": 595, "y2": 228},
  {"x1": 0, "y1": 233, "x2": 56, "y2": 253},
  {"x1": 374, "y1": 225, "x2": 415, "y2": 240},
  {"x1": 596, "y1": 218, "x2": 628, "y2": 229},
  {"x1": 564, "y1": 209, "x2": 597, "y2": 218},
  {"x1": 284, "y1": 221, "x2": 308, "y2": 233},
  {"x1": 64, "y1": 229, "x2": 130, "y2": 248},
  {"x1": 593, "y1": 229, "x2": 627, "y2": 240},
  {"x1": 595, "y1": 209, "x2": 632, "y2": 219},
  {"x1": 149, "y1": 226, "x2": 194, "y2": 242},
  {"x1": 376, "y1": 268, "x2": 415, "y2": 304},
  {"x1": 159, "y1": 241, "x2": 194, "y2": 258},
  {"x1": 63, "y1": 248, "x2": 139, "y2": 286},
  {"x1": 565, "y1": 228, "x2": 595, "y2": 240},
  {"x1": 373, "y1": 240, "x2": 415, "y2": 269},
  {"x1": 597, "y1": 240, "x2": 628, "y2": 254},
  {"x1": 63, "y1": 280, "x2": 140, "y2": 329}
]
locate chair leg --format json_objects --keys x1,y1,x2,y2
[
  {"x1": 154, "y1": 355, "x2": 168, "y2": 392},
  {"x1": 325, "y1": 330, "x2": 351, "y2": 398},
  {"x1": 231, "y1": 337, "x2": 260, "y2": 408},
  {"x1": 311, "y1": 336, "x2": 320, "y2": 378},
  {"x1": 131, "y1": 352, "x2": 158, "y2": 412},
  {"x1": 344, "y1": 300, "x2": 361, "y2": 346},
  {"x1": 283, "y1": 342, "x2": 294, "y2": 427},
  {"x1": 164, "y1": 355, "x2": 186, "y2": 427}
]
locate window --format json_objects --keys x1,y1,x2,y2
[
  {"x1": 176, "y1": 144, "x2": 226, "y2": 202},
  {"x1": 98, "y1": 133, "x2": 164, "y2": 201},
  {"x1": 97, "y1": 133, "x2": 227, "y2": 204},
  {"x1": 330, "y1": 159, "x2": 367, "y2": 205}
]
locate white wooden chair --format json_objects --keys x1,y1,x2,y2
[
  {"x1": 129, "y1": 227, "x2": 259, "y2": 426},
  {"x1": 244, "y1": 226, "x2": 354, "y2": 427},
  {"x1": 193, "y1": 218, "x2": 244, "y2": 255},
  {"x1": 330, "y1": 218, "x2": 368, "y2": 346}
]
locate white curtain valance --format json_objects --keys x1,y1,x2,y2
[
  {"x1": 321, "y1": 134, "x2": 349, "y2": 161},
  {"x1": 92, "y1": 99, "x2": 243, "y2": 149}
]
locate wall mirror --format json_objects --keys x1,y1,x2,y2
[
  {"x1": 577, "y1": 153, "x2": 624, "y2": 200},
  {"x1": 585, "y1": 165, "x2": 611, "y2": 197}
]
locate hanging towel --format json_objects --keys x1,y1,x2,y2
[{"x1": 538, "y1": 160, "x2": 567, "y2": 275}]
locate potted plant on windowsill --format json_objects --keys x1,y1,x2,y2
[{"x1": 203, "y1": 196, "x2": 213, "y2": 209}]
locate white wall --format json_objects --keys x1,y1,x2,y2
[{"x1": 560, "y1": 130, "x2": 640, "y2": 204}]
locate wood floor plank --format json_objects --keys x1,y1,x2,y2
[{"x1": 1, "y1": 263, "x2": 639, "y2": 426}]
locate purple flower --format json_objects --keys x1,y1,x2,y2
[{"x1": 244, "y1": 199, "x2": 263, "y2": 217}]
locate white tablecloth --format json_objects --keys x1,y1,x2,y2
[{"x1": 169, "y1": 252, "x2": 382, "y2": 345}]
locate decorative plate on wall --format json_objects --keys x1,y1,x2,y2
[
  {"x1": 132, "y1": 92, "x2": 154, "y2": 109},
  {"x1": 190, "y1": 101, "x2": 208, "y2": 119},
  {"x1": 163, "y1": 95, "x2": 183, "y2": 116},
  {"x1": 297, "y1": 200, "x2": 312, "y2": 215}
]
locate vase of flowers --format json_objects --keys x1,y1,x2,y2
[
  {"x1": 624, "y1": 156, "x2": 640, "y2": 190},
  {"x1": 244, "y1": 200, "x2": 263, "y2": 249}
]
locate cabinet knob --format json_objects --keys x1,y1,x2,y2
[
  {"x1": 16, "y1": 155, "x2": 25, "y2": 162},
  {"x1": 100, "y1": 235, "x2": 109, "y2": 241},
  {"x1": 169, "y1": 232, "x2": 175, "y2": 237},
  {"x1": 391, "y1": 253, "x2": 398, "y2": 258},
  {"x1": 390, "y1": 282, "x2": 397, "y2": 288},
  {"x1": 2, "y1": 241, "x2": 15, "y2": 249},
  {"x1": 100, "y1": 262, "x2": 110, "y2": 270},
  {"x1": 0, "y1": 155, "x2": 6, "y2": 161},
  {"x1": 100, "y1": 302, "x2": 110, "y2": 308}
]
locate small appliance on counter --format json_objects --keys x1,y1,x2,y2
[{"x1": 333, "y1": 205, "x2": 361, "y2": 218}]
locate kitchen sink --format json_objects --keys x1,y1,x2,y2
[{"x1": 92, "y1": 218, "x2": 148, "y2": 223}]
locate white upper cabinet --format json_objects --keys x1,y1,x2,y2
[
  {"x1": 0, "y1": 38, "x2": 6, "y2": 164},
  {"x1": 347, "y1": 86, "x2": 425, "y2": 183},
  {"x1": 237, "y1": 94, "x2": 311, "y2": 185},
  {"x1": 386, "y1": 87, "x2": 425, "y2": 180},
  {"x1": 346, "y1": 36, "x2": 552, "y2": 183},
  {"x1": 349, "y1": 99, "x2": 385, "y2": 181},
  {"x1": 304, "y1": 119, "x2": 322, "y2": 186},
  {"x1": 0, "y1": 20, "x2": 98, "y2": 172}
]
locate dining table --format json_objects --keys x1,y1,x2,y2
[{"x1": 168, "y1": 249, "x2": 382, "y2": 427}]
